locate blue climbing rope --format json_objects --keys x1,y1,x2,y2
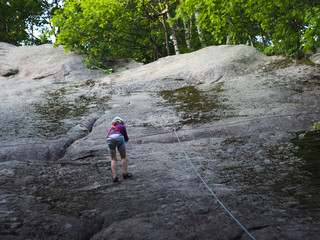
[
  {"x1": 131, "y1": 111, "x2": 319, "y2": 140},
  {"x1": 172, "y1": 128, "x2": 256, "y2": 240}
]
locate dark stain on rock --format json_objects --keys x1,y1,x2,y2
[{"x1": 158, "y1": 83, "x2": 237, "y2": 125}]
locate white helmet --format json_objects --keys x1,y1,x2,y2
[{"x1": 111, "y1": 117, "x2": 125, "y2": 125}]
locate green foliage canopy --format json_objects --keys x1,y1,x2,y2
[
  {"x1": 302, "y1": 6, "x2": 320, "y2": 54},
  {"x1": 51, "y1": 0, "x2": 181, "y2": 62},
  {"x1": 0, "y1": 0, "x2": 63, "y2": 45},
  {"x1": 0, "y1": 0, "x2": 43, "y2": 44},
  {"x1": 1, "y1": 0, "x2": 319, "y2": 61},
  {"x1": 177, "y1": 0, "x2": 320, "y2": 57},
  {"x1": 51, "y1": 0, "x2": 320, "y2": 61}
]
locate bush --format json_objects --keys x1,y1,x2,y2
[{"x1": 314, "y1": 122, "x2": 320, "y2": 130}]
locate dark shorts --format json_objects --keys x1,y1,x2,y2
[{"x1": 107, "y1": 134, "x2": 126, "y2": 151}]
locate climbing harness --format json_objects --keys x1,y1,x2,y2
[
  {"x1": 108, "y1": 125, "x2": 122, "y2": 136},
  {"x1": 172, "y1": 127, "x2": 256, "y2": 240}
]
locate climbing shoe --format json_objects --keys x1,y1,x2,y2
[
  {"x1": 123, "y1": 172, "x2": 133, "y2": 179},
  {"x1": 112, "y1": 177, "x2": 119, "y2": 182}
]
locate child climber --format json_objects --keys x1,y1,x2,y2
[{"x1": 107, "y1": 117, "x2": 133, "y2": 182}]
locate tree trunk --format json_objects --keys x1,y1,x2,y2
[
  {"x1": 161, "y1": 14, "x2": 170, "y2": 56},
  {"x1": 226, "y1": 32, "x2": 231, "y2": 45},
  {"x1": 184, "y1": 20, "x2": 192, "y2": 50},
  {"x1": 158, "y1": 0, "x2": 170, "y2": 55},
  {"x1": 194, "y1": 11, "x2": 205, "y2": 47},
  {"x1": 165, "y1": 0, "x2": 180, "y2": 55},
  {"x1": 30, "y1": 16, "x2": 34, "y2": 45},
  {"x1": 248, "y1": 34, "x2": 254, "y2": 47},
  {"x1": 189, "y1": 19, "x2": 194, "y2": 49},
  {"x1": 258, "y1": 23, "x2": 265, "y2": 48}
]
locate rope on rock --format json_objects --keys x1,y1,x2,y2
[
  {"x1": 129, "y1": 111, "x2": 319, "y2": 238},
  {"x1": 172, "y1": 127, "x2": 256, "y2": 240},
  {"x1": 131, "y1": 111, "x2": 319, "y2": 140}
]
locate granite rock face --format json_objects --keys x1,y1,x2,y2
[{"x1": 0, "y1": 42, "x2": 320, "y2": 239}]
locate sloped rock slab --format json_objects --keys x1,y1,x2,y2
[{"x1": 0, "y1": 43, "x2": 320, "y2": 239}]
